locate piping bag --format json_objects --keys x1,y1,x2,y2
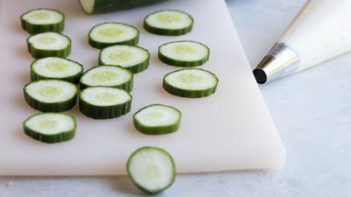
[{"x1": 253, "y1": 0, "x2": 351, "y2": 84}]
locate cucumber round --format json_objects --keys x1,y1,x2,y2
[
  {"x1": 24, "y1": 80, "x2": 78, "y2": 112},
  {"x1": 27, "y1": 32, "x2": 71, "y2": 58},
  {"x1": 79, "y1": 0, "x2": 166, "y2": 15},
  {"x1": 158, "y1": 40, "x2": 209, "y2": 67},
  {"x1": 31, "y1": 57, "x2": 83, "y2": 83},
  {"x1": 80, "y1": 65, "x2": 133, "y2": 91},
  {"x1": 163, "y1": 68, "x2": 219, "y2": 98},
  {"x1": 79, "y1": 87, "x2": 132, "y2": 119},
  {"x1": 21, "y1": 8, "x2": 64, "y2": 34},
  {"x1": 23, "y1": 113, "x2": 76, "y2": 144},
  {"x1": 127, "y1": 146, "x2": 176, "y2": 195},
  {"x1": 133, "y1": 104, "x2": 181, "y2": 135},
  {"x1": 144, "y1": 10, "x2": 193, "y2": 36},
  {"x1": 89, "y1": 22, "x2": 139, "y2": 49},
  {"x1": 99, "y1": 45, "x2": 150, "y2": 73}
]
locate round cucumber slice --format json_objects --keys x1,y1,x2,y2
[
  {"x1": 127, "y1": 146, "x2": 176, "y2": 194},
  {"x1": 144, "y1": 10, "x2": 193, "y2": 36},
  {"x1": 24, "y1": 80, "x2": 78, "y2": 112},
  {"x1": 99, "y1": 45, "x2": 150, "y2": 73},
  {"x1": 23, "y1": 113, "x2": 76, "y2": 144},
  {"x1": 133, "y1": 104, "x2": 181, "y2": 135},
  {"x1": 31, "y1": 57, "x2": 83, "y2": 83},
  {"x1": 21, "y1": 8, "x2": 64, "y2": 34},
  {"x1": 89, "y1": 22, "x2": 139, "y2": 49},
  {"x1": 80, "y1": 65, "x2": 133, "y2": 91},
  {"x1": 163, "y1": 68, "x2": 219, "y2": 98},
  {"x1": 27, "y1": 32, "x2": 71, "y2": 58},
  {"x1": 79, "y1": 87, "x2": 132, "y2": 119},
  {"x1": 158, "y1": 40, "x2": 210, "y2": 67}
]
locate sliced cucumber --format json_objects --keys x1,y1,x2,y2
[
  {"x1": 79, "y1": 0, "x2": 166, "y2": 14},
  {"x1": 159, "y1": 40, "x2": 209, "y2": 67},
  {"x1": 89, "y1": 22, "x2": 139, "y2": 49},
  {"x1": 21, "y1": 8, "x2": 64, "y2": 34},
  {"x1": 144, "y1": 10, "x2": 193, "y2": 36},
  {"x1": 79, "y1": 87, "x2": 132, "y2": 119},
  {"x1": 31, "y1": 57, "x2": 83, "y2": 83},
  {"x1": 23, "y1": 113, "x2": 76, "y2": 144},
  {"x1": 80, "y1": 65, "x2": 133, "y2": 91},
  {"x1": 133, "y1": 104, "x2": 181, "y2": 135},
  {"x1": 99, "y1": 45, "x2": 150, "y2": 73},
  {"x1": 163, "y1": 68, "x2": 219, "y2": 98},
  {"x1": 24, "y1": 80, "x2": 78, "y2": 112},
  {"x1": 127, "y1": 146, "x2": 176, "y2": 195},
  {"x1": 27, "y1": 32, "x2": 71, "y2": 58}
]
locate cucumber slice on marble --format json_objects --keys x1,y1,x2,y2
[
  {"x1": 21, "y1": 8, "x2": 64, "y2": 34},
  {"x1": 79, "y1": 0, "x2": 166, "y2": 14},
  {"x1": 144, "y1": 10, "x2": 193, "y2": 36},
  {"x1": 133, "y1": 104, "x2": 181, "y2": 135},
  {"x1": 163, "y1": 68, "x2": 218, "y2": 98},
  {"x1": 31, "y1": 57, "x2": 83, "y2": 83},
  {"x1": 158, "y1": 41, "x2": 209, "y2": 67},
  {"x1": 27, "y1": 32, "x2": 71, "y2": 58},
  {"x1": 79, "y1": 87, "x2": 132, "y2": 119},
  {"x1": 24, "y1": 80, "x2": 78, "y2": 112},
  {"x1": 89, "y1": 22, "x2": 139, "y2": 49},
  {"x1": 99, "y1": 45, "x2": 150, "y2": 73},
  {"x1": 23, "y1": 113, "x2": 76, "y2": 144},
  {"x1": 80, "y1": 65, "x2": 133, "y2": 91},
  {"x1": 127, "y1": 146, "x2": 176, "y2": 194}
]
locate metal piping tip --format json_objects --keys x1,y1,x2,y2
[{"x1": 253, "y1": 42, "x2": 299, "y2": 84}]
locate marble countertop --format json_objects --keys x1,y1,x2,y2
[{"x1": 2, "y1": 0, "x2": 351, "y2": 196}]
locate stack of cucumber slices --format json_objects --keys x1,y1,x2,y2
[{"x1": 19, "y1": 6, "x2": 219, "y2": 195}]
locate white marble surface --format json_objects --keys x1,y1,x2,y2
[{"x1": 2, "y1": 0, "x2": 351, "y2": 196}]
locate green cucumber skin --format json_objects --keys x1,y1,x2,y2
[
  {"x1": 80, "y1": 80, "x2": 133, "y2": 92},
  {"x1": 80, "y1": 81, "x2": 133, "y2": 92},
  {"x1": 89, "y1": 36, "x2": 139, "y2": 49},
  {"x1": 163, "y1": 69, "x2": 219, "y2": 98},
  {"x1": 30, "y1": 59, "x2": 83, "y2": 84},
  {"x1": 133, "y1": 104, "x2": 181, "y2": 135},
  {"x1": 144, "y1": 10, "x2": 194, "y2": 36},
  {"x1": 80, "y1": 0, "x2": 167, "y2": 14},
  {"x1": 88, "y1": 23, "x2": 139, "y2": 49},
  {"x1": 79, "y1": 96, "x2": 132, "y2": 119},
  {"x1": 98, "y1": 47, "x2": 150, "y2": 74},
  {"x1": 20, "y1": 8, "x2": 65, "y2": 34},
  {"x1": 98, "y1": 58, "x2": 150, "y2": 74},
  {"x1": 126, "y1": 146, "x2": 176, "y2": 195},
  {"x1": 158, "y1": 41, "x2": 210, "y2": 67},
  {"x1": 26, "y1": 35, "x2": 71, "y2": 59},
  {"x1": 23, "y1": 83, "x2": 78, "y2": 112},
  {"x1": 23, "y1": 114, "x2": 76, "y2": 144}
]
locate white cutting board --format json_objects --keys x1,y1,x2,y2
[{"x1": 0, "y1": 0, "x2": 285, "y2": 175}]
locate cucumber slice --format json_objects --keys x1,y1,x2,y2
[
  {"x1": 144, "y1": 10, "x2": 193, "y2": 36},
  {"x1": 133, "y1": 104, "x2": 181, "y2": 135},
  {"x1": 79, "y1": 87, "x2": 132, "y2": 119},
  {"x1": 31, "y1": 57, "x2": 83, "y2": 83},
  {"x1": 163, "y1": 68, "x2": 219, "y2": 98},
  {"x1": 27, "y1": 32, "x2": 71, "y2": 58},
  {"x1": 127, "y1": 146, "x2": 176, "y2": 194},
  {"x1": 89, "y1": 22, "x2": 139, "y2": 49},
  {"x1": 159, "y1": 40, "x2": 210, "y2": 67},
  {"x1": 23, "y1": 113, "x2": 76, "y2": 144},
  {"x1": 99, "y1": 45, "x2": 150, "y2": 73},
  {"x1": 80, "y1": 65, "x2": 133, "y2": 91},
  {"x1": 21, "y1": 8, "x2": 64, "y2": 34},
  {"x1": 24, "y1": 80, "x2": 78, "y2": 112},
  {"x1": 79, "y1": 0, "x2": 166, "y2": 14}
]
